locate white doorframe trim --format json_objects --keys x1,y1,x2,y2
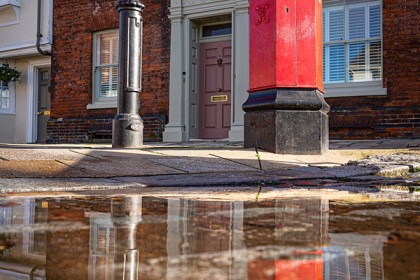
[
  {"x1": 164, "y1": 0, "x2": 249, "y2": 142},
  {"x1": 26, "y1": 58, "x2": 51, "y2": 143}
]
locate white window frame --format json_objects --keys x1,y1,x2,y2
[
  {"x1": 87, "y1": 29, "x2": 119, "y2": 109},
  {"x1": 323, "y1": 0, "x2": 387, "y2": 98},
  {"x1": 0, "y1": 80, "x2": 16, "y2": 114}
]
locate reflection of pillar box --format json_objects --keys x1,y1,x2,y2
[{"x1": 243, "y1": 0, "x2": 329, "y2": 154}]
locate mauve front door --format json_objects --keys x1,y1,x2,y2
[{"x1": 199, "y1": 40, "x2": 232, "y2": 139}]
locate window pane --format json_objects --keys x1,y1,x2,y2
[
  {"x1": 99, "y1": 66, "x2": 118, "y2": 97},
  {"x1": 0, "y1": 82, "x2": 10, "y2": 109},
  {"x1": 1, "y1": 88, "x2": 9, "y2": 98},
  {"x1": 111, "y1": 67, "x2": 118, "y2": 93},
  {"x1": 329, "y1": 9, "x2": 344, "y2": 41},
  {"x1": 348, "y1": 6, "x2": 366, "y2": 40},
  {"x1": 369, "y1": 41, "x2": 382, "y2": 80},
  {"x1": 202, "y1": 23, "x2": 232, "y2": 37},
  {"x1": 322, "y1": 10, "x2": 326, "y2": 41},
  {"x1": 329, "y1": 44, "x2": 345, "y2": 82},
  {"x1": 99, "y1": 33, "x2": 118, "y2": 65},
  {"x1": 369, "y1": 4, "x2": 381, "y2": 38},
  {"x1": 323, "y1": 46, "x2": 327, "y2": 83},
  {"x1": 348, "y1": 42, "x2": 366, "y2": 81},
  {"x1": 1, "y1": 98, "x2": 9, "y2": 109},
  {"x1": 100, "y1": 35, "x2": 111, "y2": 65},
  {"x1": 111, "y1": 37, "x2": 118, "y2": 64}
]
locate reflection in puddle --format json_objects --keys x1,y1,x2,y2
[{"x1": 0, "y1": 196, "x2": 419, "y2": 279}]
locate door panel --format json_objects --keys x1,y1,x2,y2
[
  {"x1": 199, "y1": 40, "x2": 232, "y2": 139},
  {"x1": 205, "y1": 48, "x2": 218, "y2": 58},
  {"x1": 222, "y1": 104, "x2": 230, "y2": 128},
  {"x1": 37, "y1": 68, "x2": 51, "y2": 143},
  {"x1": 222, "y1": 63, "x2": 231, "y2": 91},
  {"x1": 189, "y1": 22, "x2": 200, "y2": 138},
  {"x1": 205, "y1": 65, "x2": 218, "y2": 92},
  {"x1": 205, "y1": 105, "x2": 217, "y2": 128}
]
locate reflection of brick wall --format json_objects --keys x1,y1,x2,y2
[
  {"x1": 274, "y1": 199, "x2": 328, "y2": 246},
  {"x1": 384, "y1": 241, "x2": 420, "y2": 279},
  {"x1": 46, "y1": 197, "x2": 169, "y2": 280},
  {"x1": 243, "y1": 199, "x2": 329, "y2": 248},
  {"x1": 193, "y1": 201, "x2": 232, "y2": 253},
  {"x1": 46, "y1": 200, "x2": 93, "y2": 280},
  {"x1": 137, "y1": 197, "x2": 168, "y2": 280},
  {"x1": 49, "y1": 0, "x2": 170, "y2": 143},
  {"x1": 327, "y1": 0, "x2": 420, "y2": 139}
]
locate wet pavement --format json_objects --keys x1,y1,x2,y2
[
  {"x1": 0, "y1": 192, "x2": 419, "y2": 280},
  {"x1": 0, "y1": 139, "x2": 419, "y2": 194}
]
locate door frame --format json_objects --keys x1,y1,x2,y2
[
  {"x1": 163, "y1": 0, "x2": 249, "y2": 142},
  {"x1": 26, "y1": 58, "x2": 51, "y2": 143},
  {"x1": 186, "y1": 16, "x2": 234, "y2": 140}
]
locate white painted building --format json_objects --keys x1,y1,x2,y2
[{"x1": 0, "y1": 0, "x2": 52, "y2": 143}]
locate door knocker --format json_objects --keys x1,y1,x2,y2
[{"x1": 217, "y1": 58, "x2": 223, "y2": 68}]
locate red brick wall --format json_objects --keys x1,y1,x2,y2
[
  {"x1": 49, "y1": 0, "x2": 170, "y2": 143},
  {"x1": 327, "y1": 0, "x2": 420, "y2": 139}
]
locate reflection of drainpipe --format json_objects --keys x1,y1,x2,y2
[{"x1": 36, "y1": 0, "x2": 51, "y2": 56}]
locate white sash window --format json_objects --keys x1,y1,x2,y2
[
  {"x1": 88, "y1": 30, "x2": 119, "y2": 109},
  {"x1": 323, "y1": 0, "x2": 385, "y2": 97},
  {"x1": 0, "y1": 81, "x2": 15, "y2": 114}
]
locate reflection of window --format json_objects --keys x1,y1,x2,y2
[
  {"x1": 323, "y1": 0, "x2": 382, "y2": 84},
  {"x1": 90, "y1": 30, "x2": 119, "y2": 108},
  {"x1": 0, "y1": 81, "x2": 15, "y2": 114},
  {"x1": 0, "y1": 206, "x2": 12, "y2": 225},
  {"x1": 87, "y1": 212, "x2": 115, "y2": 280},
  {"x1": 23, "y1": 198, "x2": 48, "y2": 256}
]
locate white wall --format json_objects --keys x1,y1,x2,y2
[
  {"x1": 0, "y1": 0, "x2": 52, "y2": 143},
  {"x1": 15, "y1": 57, "x2": 29, "y2": 143},
  {"x1": 0, "y1": 115, "x2": 16, "y2": 143},
  {"x1": 0, "y1": 0, "x2": 52, "y2": 56}
]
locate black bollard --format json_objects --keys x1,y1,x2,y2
[{"x1": 112, "y1": 0, "x2": 145, "y2": 148}]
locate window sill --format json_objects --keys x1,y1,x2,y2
[
  {"x1": 87, "y1": 101, "x2": 117, "y2": 110},
  {"x1": 324, "y1": 81, "x2": 387, "y2": 98},
  {"x1": 0, "y1": 111, "x2": 16, "y2": 115}
]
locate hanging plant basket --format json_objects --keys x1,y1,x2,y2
[{"x1": 0, "y1": 64, "x2": 20, "y2": 83}]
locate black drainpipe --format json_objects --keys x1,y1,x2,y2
[{"x1": 36, "y1": 0, "x2": 51, "y2": 56}]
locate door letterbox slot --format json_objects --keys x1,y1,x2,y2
[{"x1": 211, "y1": 95, "x2": 228, "y2": 102}]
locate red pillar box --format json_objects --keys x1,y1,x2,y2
[{"x1": 243, "y1": 0, "x2": 329, "y2": 154}]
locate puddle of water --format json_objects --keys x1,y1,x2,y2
[{"x1": 0, "y1": 196, "x2": 419, "y2": 279}]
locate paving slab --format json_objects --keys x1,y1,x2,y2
[
  {"x1": 0, "y1": 160, "x2": 88, "y2": 178},
  {"x1": 209, "y1": 149, "x2": 379, "y2": 169},
  {"x1": 71, "y1": 148, "x2": 160, "y2": 159},
  {"x1": 0, "y1": 178, "x2": 141, "y2": 193},
  {"x1": 59, "y1": 158, "x2": 185, "y2": 177},
  {"x1": 73, "y1": 148, "x2": 255, "y2": 174},
  {"x1": 114, "y1": 167, "x2": 345, "y2": 187},
  {"x1": 150, "y1": 157, "x2": 255, "y2": 173},
  {"x1": 0, "y1": 149, "x2": 87, "y2": 161}
]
